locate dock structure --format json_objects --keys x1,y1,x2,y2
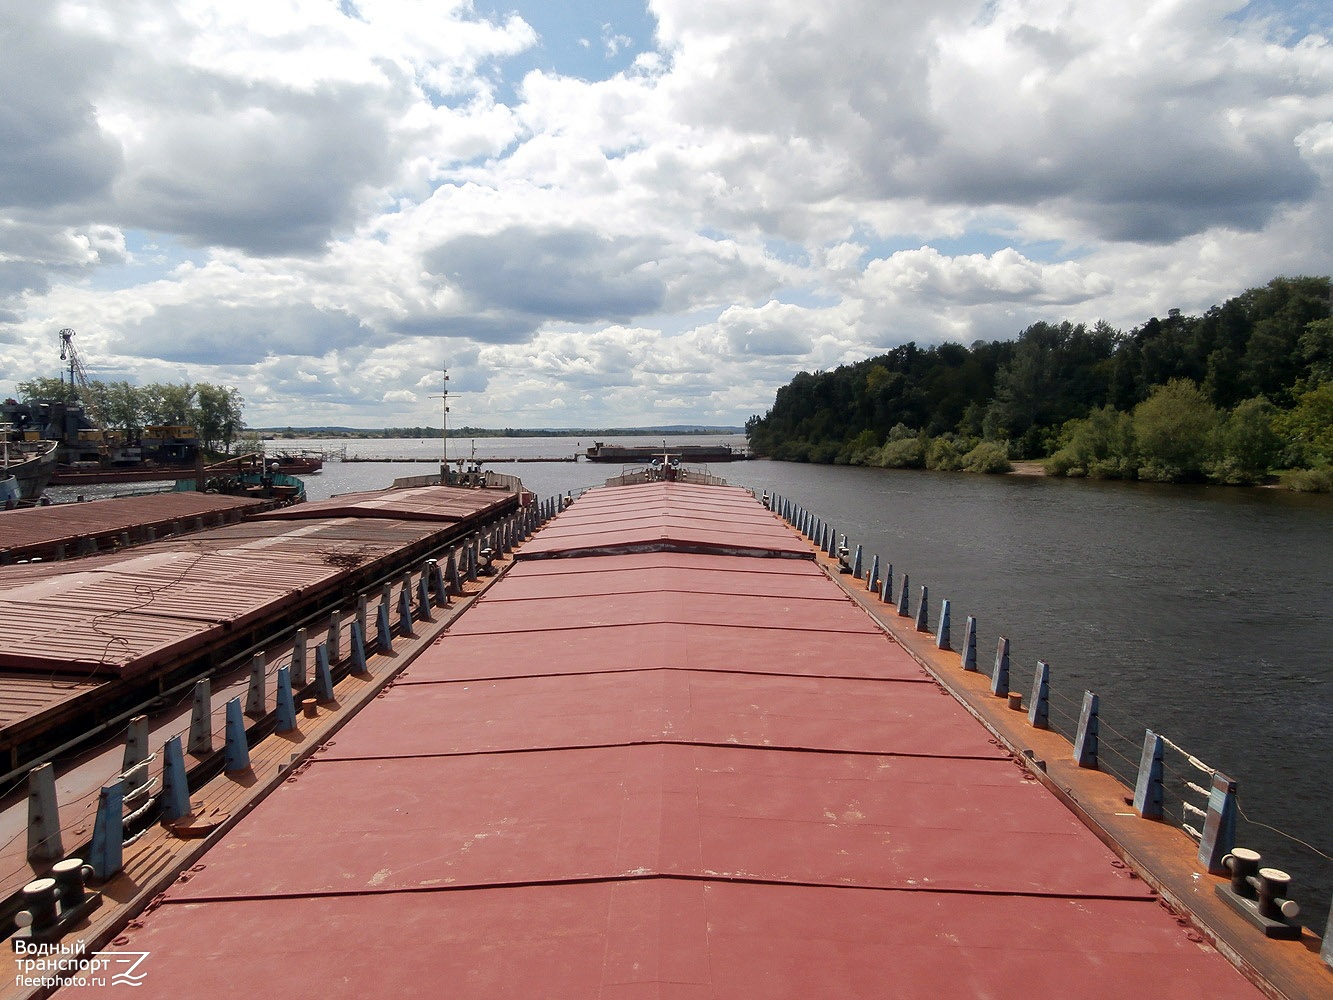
[{"x1": 41, "y1": 482, "x2": 1275, "y2": 998}]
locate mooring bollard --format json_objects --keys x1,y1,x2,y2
[
  {"x1": 376, "y1": 601, "x2": 393, "y2": 653},
  {"x1": 881, "y1": 564, "x2": 892, "y2": 604},
  {"x1": 15, "y1": 878, "x2": 58, "y2": 937},
  {"x1": 897, "y1": 573, "x2": 911, "y2": 617},
  {"x1": 868, "y1": 554, "x2": 880, "y2": 593},
  {"x1": 188, "y1": 678, "x2": 213, "y2": 755},
  {"x1": 1218, "y1": 847, "x2": 1303, "y2": 939},
  {"x1": 1134, "y1": 730, "x2": 1165, "y2": 819},
  {"x1": 914, "y1": 584, "x2": 929, "y2": 633},
  {"x1": 936, "y1": 598, "x2": 951, "y2": 650},
  {"x1": 52, "y1": 857, "x2": 91, "y2": 912}
]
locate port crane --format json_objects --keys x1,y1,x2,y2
[{"x1": 59, "y1": 327, "x2": 110, "y2": 459}]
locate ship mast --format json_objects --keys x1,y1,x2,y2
[{"x1": 431, "y1": 367, "x2": 450, "y2": 484}]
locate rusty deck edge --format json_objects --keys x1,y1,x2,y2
[{"x1": 803, "y1": 524, "x2": 1328, "y2": 1000}]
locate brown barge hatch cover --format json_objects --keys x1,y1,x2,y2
[
  {"x1": 59, "y1": 483, "x2": 1267, "y2": 999},
  {"x1": 253, "y1": 484, "x2": 517, "y2": 527},
  {"x1": 0, "y1": 492, "x2": 261, "y2": 561},
  {"x1": 0, "y1": 548, "x2": 340, "y2": 678}
]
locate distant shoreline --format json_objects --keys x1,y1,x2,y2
[{"x1": 258, "y1": 427, "x2": 745, "y2": 440}]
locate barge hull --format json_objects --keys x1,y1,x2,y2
[{"x1": 50, "y1": 483, "x2": 1274, "y2": 999}]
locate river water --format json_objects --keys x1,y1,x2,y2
[{"x1": 54, "y1": 433, "x2": 1333, "y2": 925}]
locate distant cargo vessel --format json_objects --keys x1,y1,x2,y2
[{"x1": 584, "y1": 441, "x2": 749, "y2": 463}]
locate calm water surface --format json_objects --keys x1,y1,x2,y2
[{"x1": 59, "y1": 434, "x2": 1333, "y2": 922}]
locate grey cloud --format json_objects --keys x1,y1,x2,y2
[
  {"x1": 423, "y1": 225, "x2": 668, "y2": 336},
  {"x1": 2, "y1": 3, "x2": 407, "y2": 257},
  {"x1": 659, "y1": 2, "x2": 1324, "y2": 245},
  {"x1": 921, "y1": 121, "x2": 1315, "y2": 243},
  {"x1": 0, "y1": 5, "x2": 122, "y2": 210},
  {"x1": 0, "y1": 261, "x2": 52, "y2": 300},
  {"x1": 116, "y1": 304, "x2": 371, "y2": 365},
  {"x1": 118, "y1": 79, "x2": 401, "y2": 255},
  {"x1": 390, "y1": 313, "x2": 536, "y2": 344},
  {"x1": 0, "y1": 221, "x2": 128, "y2": 302},
  {"x1": 726, "y1": 325, "x2": 810, "y2": 357}
]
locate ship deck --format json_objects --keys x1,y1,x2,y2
[
  {"x1": 44, "y1": 482, "x2": 1276, "y2": 998},
  {"x1": 0, "y1": 485, "x2": 523, "y2": 906}
]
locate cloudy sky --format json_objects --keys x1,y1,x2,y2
[{"x1": 2, "y1": 1, "x2": 1331, "y2": 429}]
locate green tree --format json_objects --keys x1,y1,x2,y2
[
  {"x1": 983, "y1": 321, "x2": 1117, "y2": 457},
  {"x1": 960, "y1": 441, "x2": 1012, "y2": 474},
  {"x1": 141, "y1": 383, "x2": 197, "y2": 425},
  {"x1": 1045, "y1": 405, "x2": 1135, "y2": 479},
  {"x1": 1298, "y1": 318, "x2": 1333, "y2": 386},
  {"x1": 1133, "y1": 379, "x2": 1219, "y2": 482},
  {"x1": 100, "y1": 381, "x2": 143, "y2": 438},
  {"x1": 16, "y1": 377, "x2": 76, "y2": 406},
  {"x1": 1213, "y1": 396, "x2": 1280, "y2": 484},
  {"x1": 195, "y1": 383, "x2": 245, "y2": 454},
  {"x1": 1276, "y1": 382, "x2": 1333, "y2": 469},
  {"x1": 1236, "y1": 277, "x2": 1330, "y2": 403}
]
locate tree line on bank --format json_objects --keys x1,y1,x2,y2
[
  {"x1": 744, "y1": 276, "x2": 1333, "y2": 489},
  {"x1": 15, "y1": 377, "x2": 246, "y2": 455}
]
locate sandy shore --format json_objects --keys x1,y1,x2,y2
[{"x1": 1007, "y1": 460, "x2": 1046, "y2": 477}]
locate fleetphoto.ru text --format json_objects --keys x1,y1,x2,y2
[{"x1": 12, "y1": 939, "x2": 150, "y2": 989}]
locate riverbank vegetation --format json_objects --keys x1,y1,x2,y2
[
  {"x1": 745, "y1": 276, "x2": 1333, "y2": 490},
  {"x1": 16, "y1": 377, "x2": 245, "y2": 454}
]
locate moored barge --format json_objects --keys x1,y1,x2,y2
[
  {"x1": 584, "y1": 440, "x2": 749, "y2": 462},
  {"x1": 11, "y1": 480, "x2": 1325, "y2": 999}
]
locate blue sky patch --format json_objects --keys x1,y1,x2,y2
[{"x1": 492, "y1": 0, "x2": 658, "y2": 98}]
